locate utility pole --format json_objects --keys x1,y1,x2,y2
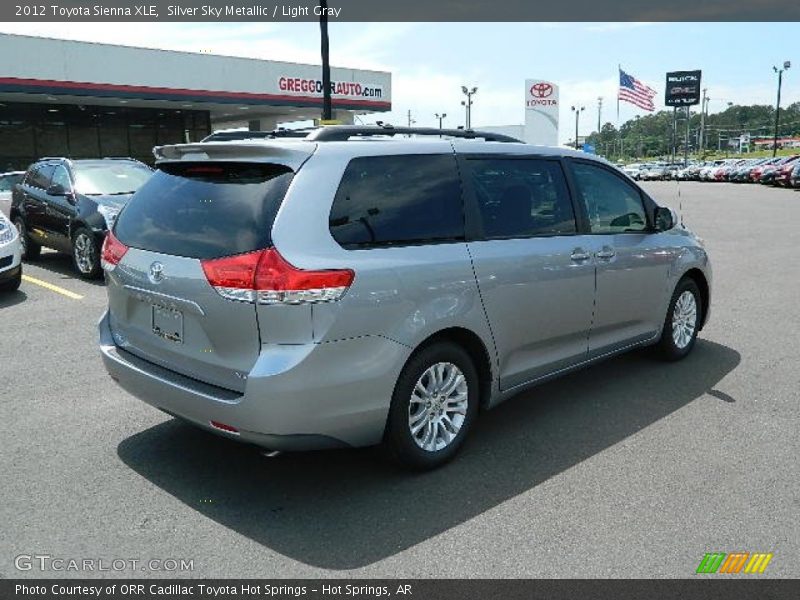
[
  {"x1": 318, "y1": 0, "x2": 332, "y2": 121},
  {"x1": 772, "y1": 61, "x2": 791, "y2": 157},
  {"x1": 407, "y1": 110, "x2": 415, "y2": 127}
]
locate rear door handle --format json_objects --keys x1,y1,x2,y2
[
  {"x1": 570, "y1": 249, "x2": 591, "y2": 262},
  {"x1": 596, "y1": 247, "x2": 616, "y2": 259}
]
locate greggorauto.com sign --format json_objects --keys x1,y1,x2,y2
[{"x1": 278, "y1": 76, "x2": 384, "y2": 99}]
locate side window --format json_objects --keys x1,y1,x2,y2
[
  {"x1": 467, "y1": 158, "x2": 576, "y2": 239},
  {"x1": 571, "y1": 161, "x2": 648, "y2": 234},
  {"x1": 50, "y1": 166, "x2": 72, "y2": 191},
  {"x1": 29, "y1": 164, "x2": 55, "y2": 190},
  {"x1": 0, "y1": 177, "x2": 9, "y2": 192},
  {"x1": 329, "y1": 154, "x2": 464, "y2": 249}
]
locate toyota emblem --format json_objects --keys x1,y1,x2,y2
[
  {"x1": 148, "y1": 262, "x2": 165, "y2": 284},
  {"x1": 530, "y1": 82, "x2": 554, "y2": 98}
]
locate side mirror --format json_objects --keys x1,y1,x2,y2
[
  {"x1": 654, "y1": 206, "x2": 676, "y2": 232},
  {"x1": 47, "y1": 183, "x2": 68, "y2": 196}
]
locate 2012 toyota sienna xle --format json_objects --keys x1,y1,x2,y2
[{"x1": 99, "y1": 126, "x2": 711, "y2": 469}]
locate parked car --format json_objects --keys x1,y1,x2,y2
[
  {"x1": 791, "y1": 162, "x2": 800, "y2": 188},
  {"x1": 0, "y1": 211, "x2": 22, "y2": 292},
  {"x1": 772, "y1": 155, "x2": 800, "y2": 187},
  {"x1": 0, "y1": 171, "x2": 25, "y2": 219},
  {"x1": 622, "y1": 163, "x2": 644, "y2": 179},
  {"x1": 11, "y1": 158, "x2": 152, "y2": 278},
  {"x1": 641, "y1": 164, "x2": 668, "y2": 181},
  {"x1": 750, "y1": 157, "x2": 783, "y2": 182},
  {"x1": 98, "y1": 125, "x2": 712, "y2": 470}
]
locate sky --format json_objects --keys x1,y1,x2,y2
[{"x1": 1, "y1": 21, "x2": 798, "y2": 143}]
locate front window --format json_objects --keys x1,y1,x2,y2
[{"x1": 571, "y1": 162, "x2": 648, "y2": 234}]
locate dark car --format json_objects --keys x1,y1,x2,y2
[
  {"x1": 10, "y1": 158, "x2": 153, "y2": 278},
  {"x1": 791, "y1": 162, "x2": 800, "y2": 188}
]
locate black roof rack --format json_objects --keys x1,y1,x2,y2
[
  {"x1": 305, "y1": 125, "x2": 522, "y2": 143},
  {"x1": 202, "y1": 129, "x2": 315, "y2": 142}
]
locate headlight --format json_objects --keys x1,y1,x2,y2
[
  {"x1": 0, "y1": 214, "x2": 16, "y2": 244},
  {"x1": 97, "y1": 205, "x2": 120, "y2": 229}
]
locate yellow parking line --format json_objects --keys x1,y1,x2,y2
[{"x1": 21, "y1": 275, "x2": 84, "y2": 300}]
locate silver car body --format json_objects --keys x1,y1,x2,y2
[
  {"x1": 0, "y1": 213, "x2": 22, "y2": 282},
  {"x1": 99, "y1": 138, "x2": 712, "y2": 451}
]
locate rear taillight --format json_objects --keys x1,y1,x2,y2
[
  {"x1": 201, "y1": 248, "x2": 354, "y2": 305},
  {"x1": 101, "y1": 231, "x2": 128, "y2": 271}
]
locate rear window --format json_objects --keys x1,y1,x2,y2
[
  {"x1": 329, "y1": 154, "x2": 464, "y2": 249},
  {"x1": 114, "y1": 162, "x2": 293, "y2": 259},
  {"x1": 73, "y1": 162, "x2": 153, "y2": 195}
]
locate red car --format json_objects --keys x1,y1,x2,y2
[
  {"x1": 750, "y1": 157, "x2": 783, "y2": 182},
  {"x1": 772, "y1": 155, "x2": 800, "y2": 186}
]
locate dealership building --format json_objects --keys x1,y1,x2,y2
[{"x1": 0, "y1": 33, "x2": 392, "y2": 170}]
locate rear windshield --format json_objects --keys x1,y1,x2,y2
[
  {"x1": 73, "y1": 162, "x2": 153, "y2": 195},
  {"x1": 114, "y1": 162, "x2": 293, "y2": 259}
]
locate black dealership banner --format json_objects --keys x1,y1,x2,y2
[
  {"x1": 5, "y1": 580, "x2": 800, "y2": 600},
  {"x1": 4, "y1": 0, "x2": 800, "y2": 21},
  {"x1": 665, "y1": 70, "x2": 703, "y2": 107}
]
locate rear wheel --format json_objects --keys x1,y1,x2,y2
[
  {"x1": 13, "y1": 217, "x2": 41, "y2": 260},
  {"x1": 656, "y1": 277, "x2": 702, "y2": 361},
  {"x1": 383, "y1": 341, "x2": 479, "y2": 470},
  {"x1": 71, "y1": 227, "x2": 102, "y2": 279}
]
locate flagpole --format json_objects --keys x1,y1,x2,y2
[{"x1": 617, "y1": 64, "x2": 621, "y2": 158}]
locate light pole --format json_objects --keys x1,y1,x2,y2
[
  {"x1": 698, "y1": 88, "x2": 708, "y2": 155},
  {"x1": 772, "y1": 61, "x2": 791, "y2": 157},
  {"x1": 435, "y1": 113, "x2": 447, "y2": 130},
  {"x1": 461, "y1": 86, "x2": 477, "y2": 129},
  {"x1": 597, "y1": 97, "x2": 603, "y2": 134},
  {"x1": 571, "y1": 105, "x2": 585, "y2": 150},
  {"x1": 318, "y1": 0, "x2": 332, "y2": 121}
]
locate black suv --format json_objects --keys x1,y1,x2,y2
[{"x1": 11, "y1": 158, "x2": 152, "y2": 278}]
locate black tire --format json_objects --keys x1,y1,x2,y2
[
  {"x1": 0, "y1": 267, "x2": 22, "y2": 292},
  {"x1": 71, "y1": 227, "x2": 102, "y2": 279},
  {"x1": 383, "y1": 341, "x2": 479, "y2": 470},
  {"x1": 655, "y1": 277, "x2": 703, "y2": 361},
  {"x1": 13, "y1": 217, "x2": 41, "y2": 260}
]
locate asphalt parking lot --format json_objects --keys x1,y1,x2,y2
[{"x1": 1, "y1": 181, "x2": 798, "y2": 579}]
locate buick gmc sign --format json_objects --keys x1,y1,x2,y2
[{"x1": 665, "y1": 70, "x2": 702, "y2": 106}]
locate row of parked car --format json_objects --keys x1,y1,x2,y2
[
  {"x1": 674, "y1": 155, "x2": 800, "y2": 186},
  {"x1": 621, "y1": 162, "x2": 684, "y2": 181}
]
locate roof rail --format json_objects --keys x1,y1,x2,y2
[
  {"x1": 202, "y1": 129, "x2": 315, "y2": 142},
  {"x1": 305, "y1": 125, "x2": 522, "y2": 143}
]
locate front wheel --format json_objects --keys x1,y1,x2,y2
[
  {"x1": 71, "y1": 227, "x2": 102, "y2": 279},
  {"x1": 0, "y1": 267, "x2": 22, "y2": 292},
  {"x1": 383, "y1": 341, "x2": 479, "y2": 470},
  {"x1": 656, "y1": 278, "x2": 702, "y2": 361}
]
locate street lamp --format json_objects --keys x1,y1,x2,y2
[
  {"x1": 571, "y1": 105, "x2": 585, "y2": 150},
  {"x1": 597, "y1": 97, "x2": 603, "y2": 133},
  {"x1": 461, "y1": 86, "x2": 478, "y2": 129},
  {"x1": 772, "y1": 60, "x2": 791, "y2": 157},
  {"x1": 435, "y1": 113, "x2": 447, "y2": 130}
]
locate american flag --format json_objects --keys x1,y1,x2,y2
[{"x1": 618, "y1": 68, "x2": 657, "y2": 112}]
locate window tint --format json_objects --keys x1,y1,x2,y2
[
  {"x1": 29, "y1": 164, "x2": 55, "y2": 189},
  {"x1": 571, "y1": 162, "x2": 648, "y2": 234},
  {"x1": 467, "y1": 158, "x2": 576, "y2": 239},
  {"x1": 114, "y1": 162, "x2": 293, "y2": 259},
  {"x1": 50, "y1": 165, "x2": 72, "y2": 191},
  {"x1": 329, "y1": 155, "x2": 464, "y2": 249}
]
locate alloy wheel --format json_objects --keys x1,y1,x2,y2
[
  {"x1": 671, "y1": 290, "x2": 698, "y2": 349},
  {"x1": 408, "y1": 362, "x2": 468, "y2": 452}
]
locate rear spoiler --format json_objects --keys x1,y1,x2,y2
[{"x1": 153, "y1": 141, "x2": 316, "y2": 171}]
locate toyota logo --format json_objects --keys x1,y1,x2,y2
[
  {"x1": 148, "y1": 262, "x2": 165, "y2": 284},
  {"x1": 530, "y1": 82, "x2": 554, "y2": 98}
]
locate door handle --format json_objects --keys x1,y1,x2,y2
[
  {"x1": 570, "y1": 249, "x2": 591, "y2": 262},
  {"x1": 596, "y1": 247, "x2": 616, "y2": 259}
]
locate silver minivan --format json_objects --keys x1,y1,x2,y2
[{"x1": 99, "y1": 126, "x2": 711, "y2": 469}]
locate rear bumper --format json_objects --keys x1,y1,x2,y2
[{"x1": 99, "y1": 311, "x2": 410, "y2": 451}]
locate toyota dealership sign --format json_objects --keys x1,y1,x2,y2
[{"x1": 525, "y1": 79, "x2": 559, "y2": 145}]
